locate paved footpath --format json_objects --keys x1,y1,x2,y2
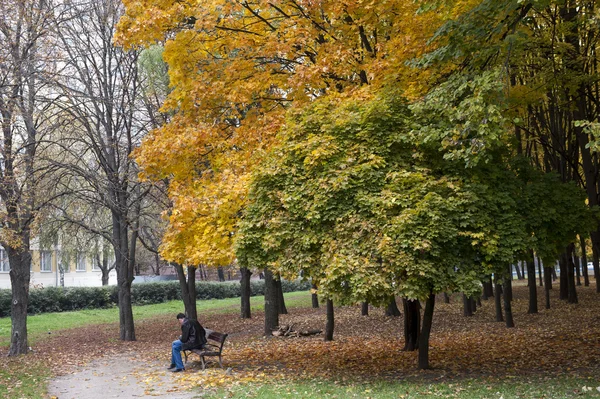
[{"x1": 47, "y1": 354, "x2": 202, "y2": 399}]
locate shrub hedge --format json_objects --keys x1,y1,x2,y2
[{"x1": 0, "y1": 279, "x2": 311, "y2": 317}]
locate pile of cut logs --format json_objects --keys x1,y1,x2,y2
[{"x1": 271, "y1": 324, "x2": 322, "y2": 337}]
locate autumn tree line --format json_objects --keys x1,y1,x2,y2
[{"x1": 3, "y1": 0, "x2": 600, "y2": 370}]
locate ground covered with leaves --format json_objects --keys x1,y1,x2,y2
[{"x1": 1, "y1": 283, "x2": 600, "y2": 398}]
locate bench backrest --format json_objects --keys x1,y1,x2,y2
[{"x1": 207, "y1": 331, "x2": 227, "y2": 344}]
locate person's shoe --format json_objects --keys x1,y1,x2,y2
[
  {"x1": 171, "y1": 368, "x2": 185, "y2": 373},
  {"x1": 167, "y1": 364, "x2": 177, "y2": 370}
]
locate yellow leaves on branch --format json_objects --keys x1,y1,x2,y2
[
  {"x1": 160, "y1": 168, "x2": 250, "y2": 266},
  {"x1": 115, "y1": 0, "x2": 470, "y2": 266}
]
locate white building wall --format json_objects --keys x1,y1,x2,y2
[{"x1": 0, "y1": 269, "x2": 117, "y2": 289}]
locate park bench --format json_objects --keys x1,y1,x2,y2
[{"x1": 183, "y1": 329, "x2": 228, "y2": 370}]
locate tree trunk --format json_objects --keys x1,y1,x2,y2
[
  {"x1": 514, "y1": 263, "x2": 523, "y2": 280},
  {"x1": 263, "y1": 268, "x2": 279, "y2": 336},
  {"x1": 113, "y1": 210, "x2": 136, "y2": 341},
  {"x1": 361, "y1": 301, "x2": 369, "y2": 316},
  {"x1": 385, "y1": 297, "x2": 401, "y2": 317},
  {"x1": 593, "y1": 242, "x2": 600, "y2": 293},
  {"x1": 544, "y1": 266, "x2": 552, "y2": 309},
  {"x1": 443, "y1": 293, "x2": 450, "y2": 303},
  {"x1": 559, "y1": 252, "x2": 568, "y2": 300},
  {"x1": 402, "y1": 298, "x2": 420, "y2": 351},
  {"x1": 537, "y1": 256, "x2": 544, "y2": 287},
  {"x1": 580, "y1": 235, "x2": 590, "y2": 287},
  {"x1": 217, "y1": 266, "x2": 225, "y2": 282},
  {"x1": 418, "y1": 293, "x2": 435, "y2": 370},
  {"x1": 325, "y1": 298, "x2": 334, "y2": 341},
  {"x1": 463, "y1": 294, "x2": 473, "y2": 317},
  {"x1": 503, "y1": 265, "x2": 515, "y2": 328},
  {"x1": 552, "y1": 265, "x2": 558, "y2": 282},
  {"x1": 483, "y1": 276, "x2": 494, "y2": 299},
  {"x1": 240, "y1": 267, "x2": 252, "y2": 319},
  {"x1": 311, "y1": 283, "x2": 319, "y2": 308},
  {"x1": 494, "y1": 280, "x2": 503, "y2": 322},
  {"x1": 574, "y1": 254, "x2": 582, "y2": 286},
  {"x1": 8, "y1": 248, "x2": 32, "y2": 356},
  {"x1": 174, "y1": 263, "x2": 198, "y2": 320},
  {"x1": 527, "y1": 251, "x2": 538, "y2": 314},
  {"x1": 275, "y1": 276, "x2": 288, "y2": 315},
  {"x1": 566, "y1": 244, "x2": 578, "y2": 304}
]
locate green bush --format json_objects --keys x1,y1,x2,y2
[
  {"x1": 0, "y1": 289, "x2": 11, "y2": 318},
  {"x1": 0, "y1": 278, "x2": 311, "y2": 316}
]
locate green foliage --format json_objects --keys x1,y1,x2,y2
[
  {"x1": 238, "y1": 86, "x2": 594, "y2": 305},
  {"x1": 237, "y1": 93, "x2": 500, "y2": 304},
  {"x1": 0, "y1": 279, "x2": 311, "y2": 317},
  {"x1": 409, "y1": 69, "x2": 511, "y2": 167}
]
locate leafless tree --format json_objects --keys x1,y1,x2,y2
[
  {"x1": 0, "y1": 0, "x2": 65, "y2": 356},
  {"x1": 49, "y1": 0, "x2": 155, "y2": 341}
]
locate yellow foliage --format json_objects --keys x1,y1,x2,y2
[{"x1": 116, "y1": 0, "x2": 466, "y2": 266}]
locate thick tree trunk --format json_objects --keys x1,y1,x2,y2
[
  {"x1": 385, "y1": 297, "x2": 401, "y2": 317},
  {"x1": 240, "y1": 267, "x2": 252, "y2": 319},
  {"x1": 443, "y1": 293, "x2": 450, "y2": 303},
  {"x1": 263, "y1": 268, "x2": 279, "y2": 336},
  {"x1": 8, "y1": 248, "x2": 32, "y2": 356},
  {"x1": 580, "y1": 235, "x2": 590, "y2": 287},
  {"x1": 494, "y1": 281, "x2": 503, "y2": 322},
  {"x1": 361, "y1": 301, "x2": 369, "y2": 316},
  {"x1": 483, "y1": 276, "x2": 494, "y2": 299},
  {"x1": 462, "y1": 294, "x2": 473, "y2": 317},
  {"x1": 402, "y1": 298, "x2": 420, "y2": 351},
  {"x1": 544, "y1": 266, "x2": 552, "y2": 309},
  {"x1": 566, "y1": 244, "x2": 578, "y2": 304},
  {"x1": 275, "y1": 276, "x2": 288, "y2": 315},
  {"x1": 418, "y1": 293, "x2": 435, "y2": 370},
  {"x1": 325, "y1": 299, "x2": 334, "y2": 341},
  {"x1": 174, "y1": 263, "x2": 197, "y2": 320},
  {"x1": 527, "y1": 251, "x2": 538, "y2": 314},
  {"x1": 503, "y1": 265, "x2": 515, "y2": 328},
  {"x1": 311, "y1": 283, "x2": 319, "y2": 308},
  {"x1": 574, "y1": 255, "x2": 582, "y2": 286},
  {"x1": 113, "y1": 210, "x2": 136, "y2": 341},
  {"x1": 559, "y1": 253, "x2": 568, "y2": 300}
]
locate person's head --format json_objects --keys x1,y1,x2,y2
[{"x1": 176, "y1": 313, "x2": 186, "y2": 325}]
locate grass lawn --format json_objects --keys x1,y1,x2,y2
[
  {"x1": 0, "y1": 290, "x2": 311, "y2": 347},
  {"x1": 206, "y1": 378, "x2": 600, "y2": 399}
]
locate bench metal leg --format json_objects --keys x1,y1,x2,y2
[
  {"x1": 218, "y1": 355, "x2": 223, "y2": 368},
  {"x1": 200, "y1": 356, "x2": 206, "y2": 370}
]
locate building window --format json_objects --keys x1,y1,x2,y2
[
  {"x1": 76, "y1": 252, "x2": 86, "y2": 271},
  {"x1": 40, "y1": 251, "x2": 52, "y2": 272},
  {"x1": 92, "y1": 256, "x2": 101, "y2": 271},
  {"x1": 0, "y1": 249, "x2": 9, "y2": 272}
]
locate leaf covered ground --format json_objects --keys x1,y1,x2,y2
[{"x1": 1, "y1": 283, "x2": 600, "y2": 398}]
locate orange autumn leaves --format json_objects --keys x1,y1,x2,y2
[{"x1": 115, "y1": 0, "x2": 466, "y2": 267}]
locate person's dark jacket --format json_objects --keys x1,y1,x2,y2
[{"x1": 180, "y1": 318, "x2": 207, "y2": 350}]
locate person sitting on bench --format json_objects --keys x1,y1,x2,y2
[{"x1": 168, "y1": 313, "x2": 207, "y2": 372}]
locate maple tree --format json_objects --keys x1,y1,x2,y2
[{"x1": 115, "y1": 0, "x2": 452, "y2": 273}]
